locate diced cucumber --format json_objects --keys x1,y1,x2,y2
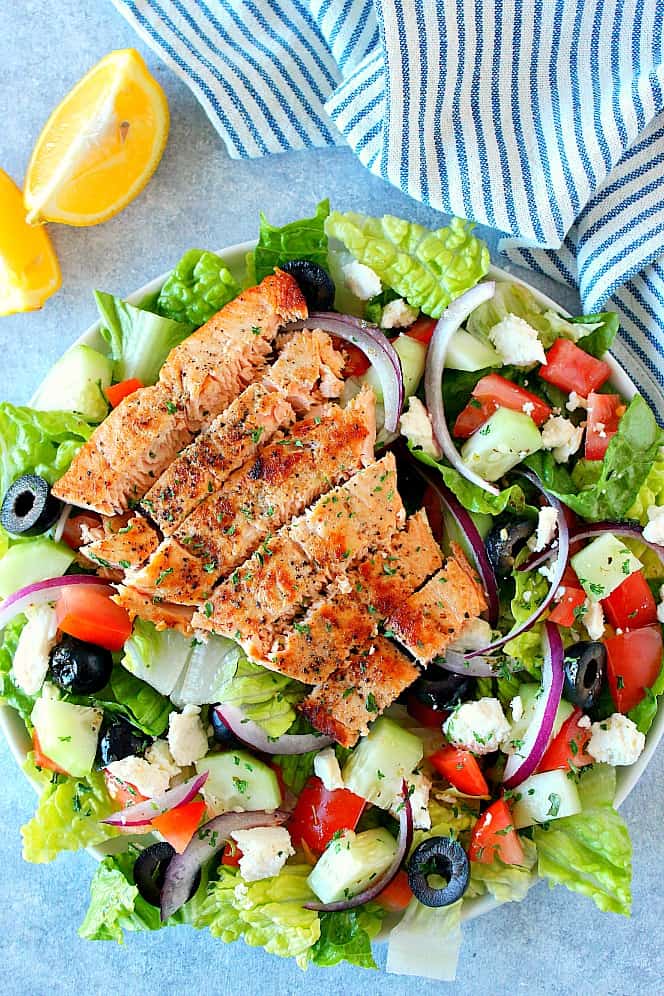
[
  {"x1": 461, "y1": 408, "x2": 542, "y2": 482},
  {"x1": 570, "y1": 533, "x2": 643, "y2": 603},
  {"x1": 31, "y1": 696, "x2": 102, "y2": 776},
  {"x1": 445, "y1": 329, "x2": 502, "y2": 371},
  {"x1": 506, "y1": 684, "x2": 574, "y2": 750},
  {"x1": 362, "y1": 334, "x2": 427, "y2": 403},
  {"x1": 196, "y1": 749, "x2": 281, "y2": 812},
  {"x1": 121, "y1": 624, "x2": 191, "y2": 697},
  {"x1": 170, "y1": 636, "x2": 241, "y2": 708},
  {"x1": 32, "y1": 344, "x2": 112, "y2": 422},
  {"x1": 342, "y1": 717, "x2": 423, "y2": 810},
  {"x1": 307, "y1": 827, "x2": 397, "y2": 904},
  {"x1": 0, "y1": 539, "x2": 75, "y2": 599},
  {"x1": 511, "y1": 769, "x2": 582, "y2": 828}
]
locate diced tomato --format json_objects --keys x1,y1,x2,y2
[
  {"x1": 429, "y1": 746, "x2": 489, "y2": 796},
  {"x1": 221, "y1": 841, "x2": 243, "y2": 867},
  {"x1": 585, "y1": 393, "x2": 625, "y2": 460},
  {"x1": 61, "y1": 512, "x2": 103, "y2": 551},
  {"x1": 472, "y1": 374, "x2": 552, "y2": 426},
  {"x1": 404, "y1": 316, "x2": 436, "y2": 345},
  {"x1": 32, "y1": 730, "x2": 69, "y2": 775},
  {"x1": 602, "y1": 571, "x2": 657, "y2": 631},
  {"x1": 468, "y1": 799, "x2": 524, "y2": 866},
  {"x1": 453, "y1": 399, "x2": 497, "y2": 439},
  {"x1": 406, "y1": 693, "x2": 446, "y2": 729},
  {"x1": 288, "y1": 776, "x2": 365, "y2": 853},
  {"x1": 103, "y1": 770, "x2": 147, "y2": 807},
  {"x1": 375, "y1": 870, "x2": 413, "y2": 912},
  {"x1": 56, "y1": 585, "x2": 133, "y2": 652},
  {"x1": 105, "y1": 378, "x2": 144, "y2": 408},
  {"x1": 539, "y1": 339, "x2": 611, "y2": 397},
  {"x1": 538, "y1": 708, "x2": 593, "y2": 772},
  {"x1": 605, "y1": 625, "x2": 663, "y2": 713},
  {"x1": 151, "y1": 799, "x2": 207, "y2": 854},
  {"x1": 332, "y1": 337, "x2": 370, "y2": 378},
  {"x1": 548, "y1": 565, "x2": 587, "y2": 627},
  {"x1": 421, "y1": 485, "x2": 445, "y2": 545}
]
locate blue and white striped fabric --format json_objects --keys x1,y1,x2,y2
[{"x1": 112, "y1": 0, "x2": 664, "y2": 405}]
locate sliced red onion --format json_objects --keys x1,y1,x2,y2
[
  {"x1": 503, "y1": 621, "x2": 564, "y2": 788},
  {"x1": 102, "y1": 771, "x2": 209, "y2": 828},
  {"x1": 435, "y1": 649, "x2": 500, "y2": 678},
  {"x1": 0, "y1": 574, "x2": 110, "y2": 630},
  {"x1": 304, "y1": 779, "x2": 413, "y2": 912},
  {"x1": 286, "y1": 312, "x2": 403, "y2": 432},
  {"x1": 465, "y1": 469, "x2": 569, "y2": 659},
  {"x1": 53, "y1": 504, "x2": 73, "y2": 544},
  {"x1": 160, "y1": 808, "x2": 290, "y2": 920},
  {"x1": 213, "y1": 703, "x2": 334, "y2": 755},
  {"x1": 424, "y1": 282, "x2": 499, "y2": 496},
  {"x1": 520, "y1": 520, "x2": 664, "y2": 574}
]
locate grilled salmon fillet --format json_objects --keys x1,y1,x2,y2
[
  {"x1": 83, "y1": 514, "x2": 160, "y2": 572},
  {"x1": 265, "y1": 329, "x2": 345, "y2": 411},
  {"x1": 299, "y1": 637, "x2": 419, "y2": 748},
  {"x1": 269, "y1": 509, "x2": 442, "y2": 683},
  {"x1": 112, "y1": 585, "x2": 194, "y2": 636},
  {"x1": 52, "y1": 271, "x2": 307, "y2": 515},
  {"x1": 386, "y1": 543, "x2": 487, "y2": 665}
]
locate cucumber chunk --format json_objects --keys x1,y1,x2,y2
[
  {"x1": 362, "y1": 334, "x2": 427, "y2": 403},
  {"x1": 461, "y1": 407, "x2": 542, "y2": 482},
  {"x1": 342, "y1": 717, "x2": 423, "y2": 809},
  {"x1": 0, "y1": 539, "x2": 75, "y2": 599},
  {"x1": 570, "y1": 533, "x2": 643, "y2": 602},
  {"x1": 196, "y1": 749, "x2": 281, "y2": 812},
  {"x1": 445, "y1": 329, "x2": 502, "y2": 371},
  {"x1": 505, "y1": 684, "x2": 573, "y2": 757},
  {"x1": 32, "y1": 344, "x2": 112, "y2": 422},
  {"x1": 511, "y1": 769, "x2": 582, "y2": 828},
  {"x1": 307, "y1": 827, "x2": 397, "y2": 903},
  {"x1": 31, "y1": 695, "x2": 102, "y2": 776}
]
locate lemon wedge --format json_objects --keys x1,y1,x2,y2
[
  {"x1": 0, "y1": 168, "x2": 61, "y2": 315},
  {"x1": 24, "y1": 49, "x2": 169, "y2": 227}
]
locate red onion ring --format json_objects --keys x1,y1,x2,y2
[
  {"x1": 465, "y1": 469, "x2": 569, "y2": 659},
  {"x1": 160, "y1": 808, "x2": 290, "y2": 921},
  {"x1": 520, "y1": 520, "x2": 664, "y2": 573},
  {"x1": 436, "y1": 648, "x2": 500, "y2": 678},
  {"x1": 0, "y1": 574, "x2": 110, "y2": 630},
  {"x1": 503, "y1": 621, "x2": 564, "y2": 788},
  {"x1": 304, "y1": 779, "x2": 413, "y2": 912},
  {"x1": 286, "y1": 312, "x2": 404, "y2": 432},
  {"x1": 53, "y1": 504, "x2": 73, "y2": 544},
  {"x1": 102, "y1": 771, "x2": 209, "y2": 828},
  {"x1": 213, "y1": 703, "x2": 334, "y2": 755},
  {"x1": 423, "y1": 282, "x2": 499, "y2": 496}
]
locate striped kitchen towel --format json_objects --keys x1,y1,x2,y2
[{"x1": 112, "y1": 0, "x2": 664, "y2": 407}]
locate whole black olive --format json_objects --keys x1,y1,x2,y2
[
  {"x1": 134, "y1": 842, "x2": 201, "y2": 908},
  {"x1": 49, "y1": 635, "x2": 113, "y2": 695},
  {"x1": 98, "y1": 718, "x2": 152, "y2": 767},
  {"x1": 485, "y1": 518, "x2": 536, "y2": 576},
  {"x1": 409, "y1": 667, "x2": 475, "y2": 712},
  {"x1": 1, "y1": 474, "x2": 62, "y2": 537},
  {"x1": 408, "y1": 836, "x2": 470, "y2": 907},
  {"x1": 210, "y1": 705, "x2": 241, "y2": 748},
  {"x1": 280, "y1": 259, "x2": 335, "y2": 311},
  {"x1": 563, "y1": 640, "x2": 606, "y2": 709}
]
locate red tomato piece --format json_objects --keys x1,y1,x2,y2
[
  {"x1": 56, "y1": 585, "x2": 133, "y2": 652},
  {"x1": 32, "y1": 730, "x2": 69, "y2": 775},
  {"x1": 472, "y1": 374, "x2": 552, "y2": 426},
  {"x1": 429, "y1": 746, "x2": 489, "y2": 796},
  {"x1": 406, "y1": 693, "x2": 447, "y2": 729},
  {"x1": 539, "y1": 339, "x2": 611, "y2": 397},
  {"x1": 453, "y1": 399, "x2": 497, "y2": 439},
  {"x1": 585, "y1": 393, "x2": 624, "y2": 460},
  {"x1": 151, "y1": 799, "x2": 207, "y2": 854},
  {"x1": 62, "y1": 512, "x2": 102, "y2": 551},
  {"x1": 548, "y1": 565, "x2": 587, "y2": 627},
  {"x1": 221, "y1": 841, "x2": 243, "y2": 867},
  {"x1": 538, "y1": 708, "x2": 593, "y2": 772},
  {"x1": 468, "y1": 799, "x2": 524, "y2": 866},
  {"x1": 105, "y1": 378, "x2": 144, "y2": 408},
  {"x1": 605, "y1": 625, "x2": 663, "y2": 713},
  {"x1": 103, "y1": 770, "x2": 147, "y2": 807},
  {"x1": 288, "y1": 776, "x2": 365, "y2": 853},
  {"x1": 602, "y1": 571, "x2": 657, "y2": 631},
  {"x1": 375, "y1": 870, "x2": 413, "y2": 912},
  {"x1": 405, "y1": 317, "x2": 436, "y2": 345},
  {"x1": 331, "y1": 337, "x2": 370, "y2": 378}
]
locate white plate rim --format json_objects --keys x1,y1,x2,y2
[{"x1": 0, "y1": 242, "x2": 661, "y2": 925}]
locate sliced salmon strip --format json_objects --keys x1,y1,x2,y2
[
  {"x1": 112, "y1": 585, "x2": 194, "y2": 636},
  {"x1": 386, "y1": 543, "x2": 487, "y2": 665},
  {"x1": 126, "y1": 535, "x2": 217, "y2": 605},
  {"x1": 265, "y1": 328, "x2": 345, "y2": 412},
  {"x1": 82, "y1": 514, "x2": 160, "y2": 572},
  {"x1": 299, "y1": 637, "x2": 419, "y2": 748}
]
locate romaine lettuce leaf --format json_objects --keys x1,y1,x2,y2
[
  {"x1": 107, "y1": 666, "x2": 172, "y2": 736},
  {"x1": 0, "y1": 615, "x2": 34, "y2": 724},
  {"x1": 326, "y1": 212, "x2": 489, "y2": 318},
  {"x1": 121, "y1": 618, "x2": 192, "y2": 697},
  {"x1": 504, "y1": 553, "x2": 548, "y2": 677},
  {"x1": 95, "y1": 291, "x2": 193, "y2": 385},
  {"x1": 216, "y1": 656, "x2": 305, "y2": 738},
  {"x1": 253, "y1": 199, "x2": 330, "y2": 284},
  {"x1": 627, "y1": 456, "x2": 664, "y2": 579},
  {"x1": 628, "y1": 656, "x2": 664, "y2": 735},
  {"x1": 0, "y1": 403, "x2": 93, "y2": 500},
  {"x1": 21, "y1": 759, "x2": 119, "y2": 863},
  {"x1": 407, "y1": 444, "x2": 528, "y2": 515},
  {"x1": 386, "y1": 897, "x2": 463, "y2": 981},
  {"x1": 469, "y1": 837, "x2": 537, "y2": 902},
  {"x1": 577, "y1": 762, "x2": 616, "y2": 807},
  {"x1": 310, "y1": 906, "x2": 383, "y2": 969},
  {"x1": 156, "y1": 249, "x2": 240, "y2": 326}
]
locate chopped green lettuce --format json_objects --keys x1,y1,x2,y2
[
  {"x1": 106, "y1": 666, "x2": 171, "y2": 736},
  {"x1": 310, "y1": 907, "x2": 383, "y2": 969},
  {"x1": 95, "y1": 291, "x2": 193, "y2": 385},
  {"x1": 216, "y1": 656, "x2": 305, "y2": 738},
  {"x1": 0, "y1": 616, "x2": 34, "y2": 724},
  {"x1": 252, "y1": 199, "x2": 330, "y2": 284},
  {"x1": 121, "y1": 618, "x2": 192, "y2": 698},
  {"x1": 577, "y1": 763, "x2": 616, "y2": 808},
  {"x1": 407, "y1": 444, "x2": 529, "y2": 516},
  {"x1": 0, "y1": 403, "x2": 93, "y2": 500},
  {"x1": 628, "y1": 656, "x2": 664, "y2": 735},
  {"x1": 21, "y1": 759, "x2": 119, "y2": 863},
  {"x1": 364, "y1": 287, "x2": 399, "y2": 326},
  {"x1": 157, "y1": 249, "x2": 240, "y2": 326},
  {"x1": 504, "y1": 553, "x2": 548, "y2": 676},
  {"x1": 627, "y1": 456, "x2": 664, "y2": 579},
  {"x1": 326, "y1": 211, "x2": 489, "y2": 318},
  {"x1": 469, "y1": 837, "x2": 537, "y2": 902},
  {"x1": 386, "y1": 897, "x2": 463, "y2": 981}
]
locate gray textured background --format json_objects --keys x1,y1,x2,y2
[{"x1": 0, "y1": 3, "x2": 662, "y2": 994}]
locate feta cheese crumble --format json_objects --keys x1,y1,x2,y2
[
  {"x1": 541, "y1": 415, "x2": 584, "y2": 462},
  {"x1": 510, "y1": 695, "x2": 524, "y2": 723},
  {"x1": 230, "y1": 826, "x2": 295, "y2": 882},
  {"x1": 389, "y1": 772, "x2": 431, "y2": 830},
  {"x1": 342, "y1": 261, "x2": 382, "y2": 300},
  {"x1": 11, "y1": 603, "x2": 58, "y2": 695},
  {"x1": 167, "y1": 704, "x2": 208, "y2": 766},
  {"x1": 587, "y1": 713, "x2": 645, "y2": 766},
  {"x1": 582, "y1": 599, "x2": 605, "y2": 641},
  {"x1": 399, "y1": 396, "x2": 441, "y2": 459},
  {"x1": 443, "y1": 698, "x2": 511, "y2": 755},
  {"x1": 106, "y1": 740, "x2": 181, "y2": 798},
  {"x1": 532, "y1": 506, "x2": 558, "y2": 552},
  {"x1": 381, "y1": 298, "x2": 419, "y2": 329},
  {"x1": 488, "y1": 314, "x2": 547, "y2": 367},
  {"x1": 643, "y1": 505, "x2": 664, "y2": 546},
  {"x1": 566, "y1": 391, "x2": 588, "y2": 412},
  {"x1": 313, "y1": 747, "x2": 344, "y2": 791}
]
